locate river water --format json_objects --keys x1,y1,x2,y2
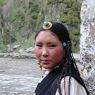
[{"x1": 0, "y1": 57, "x2": 41, "y2": 95}]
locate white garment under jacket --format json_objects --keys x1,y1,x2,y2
[
  {"x1": 55, "y1": 76, "x2": 87, "y2": 95},
  {"x1": 41, "y1": 71, "x2": 87, "y2": 95}
]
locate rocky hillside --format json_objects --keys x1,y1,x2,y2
[{"x1": 0, "y1": 0, "x2": 81, "y2": 53}]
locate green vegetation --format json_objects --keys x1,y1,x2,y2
[
  {"x1": 0, "y1": 0, "x2": 40, "y2": 52},
  {"x1": 0, "y1": 0, "x2": 7, "y2": 5},
  {"x1": 0, "y1": 0, "x2": 81, "y2": 53},
  {"x1": 47, "y1": 0, "x2": 81, "y2": 52},
  {"x1": 47, "y1": 0, "x2": 64, "y2": 4},
  {"x1": 61, "y1": 0, "x2": 81, "y2": 52}
]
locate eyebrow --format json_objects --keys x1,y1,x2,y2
[{"x1": 35, "y1": 41, "x2": 57, "y2": 45}]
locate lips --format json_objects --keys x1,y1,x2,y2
[{"x1": 41, "y1": 60, "x2": 50, "y2": 64}]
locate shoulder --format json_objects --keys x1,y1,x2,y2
[
  {"x1": 61, "y1": 76, "x2": 84, "y2": 87},
  {"x1": 60, "y1": 76, "x2": 87, "y2": 95}
]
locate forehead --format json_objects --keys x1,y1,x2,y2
[{"x1": 35, "y1": 30, "x2": 60, "y2": 42}]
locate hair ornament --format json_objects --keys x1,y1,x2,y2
[
  {"x1": 63, "y1": 42, "x2": 67, "y2": 47},
  {"x1": 43, "y1": 21, "x2": 52, "y2": 29}
]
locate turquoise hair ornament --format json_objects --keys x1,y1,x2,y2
[
  {"x1": 63, "y1": 42, "x2": 67, "y2": 47},
  {"x1": 43, "y1": 21, "x2": 52, "y2": 29}
]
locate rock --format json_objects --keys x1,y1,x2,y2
[
  {"x1": 25, "y1": 47, "x2": 34, "y2": 53},
  {"x1": 80, "y1": 0, "x2": 95, "y2": 94},
  {"x1": 13, "y1": 44, "x2": 20, "y2": 49}
]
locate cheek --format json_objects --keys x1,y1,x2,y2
[
  {"x1": 34, "y1": 48, "x2": 41, "y2": 59},
  {"x1": 51, "y1": 48, "x2": 64, "y2": 61},
  {"x1": 52, "y1": 50, "x2": 60, "y2": 57}
]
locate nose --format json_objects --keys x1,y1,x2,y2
[{"x1": 42, "y1": 47, "x2": 48, "y2": 57}]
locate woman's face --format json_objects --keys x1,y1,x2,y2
[{"x1": 34, "y1": 30, "x2": 65, "y2": 69}]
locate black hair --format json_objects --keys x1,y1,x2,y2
[{"x1": 35, "y1": 21, "x2": 89, "y2": 95}]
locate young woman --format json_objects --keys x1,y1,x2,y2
[{"x1": 34, "y1": 21, "x2": 89, "y2": 95}]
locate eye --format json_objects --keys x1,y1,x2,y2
[
  {"x1": 35, "y1": 44, "x2": 42, "y2": 48},
  {"x1": 50, "y1": 44, "x2": 56, "y2": 47},
  {"x1": 49, "y1": 44, "x2": 57, "y2": 48}
]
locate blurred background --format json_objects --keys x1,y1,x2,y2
[{"x1": 0, "y1": 0, "x2": 81, "y2": 53}]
